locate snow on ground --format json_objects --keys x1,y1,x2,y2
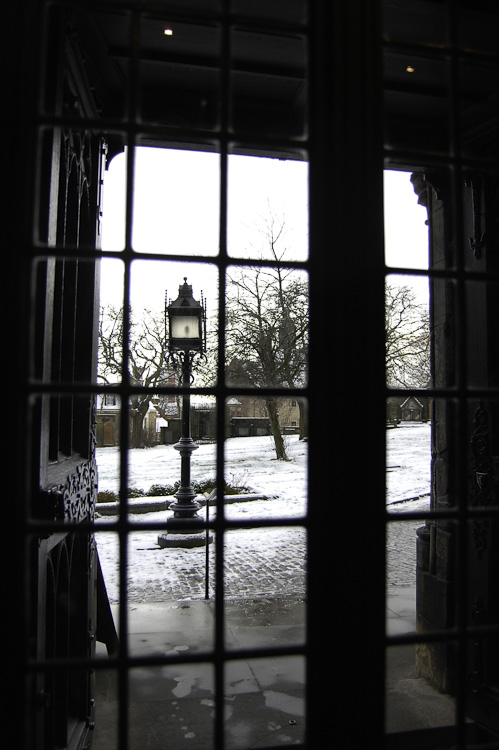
[
  {"x1": 95, "y1": 425, "x2": 431, "y2": 602},
  {"x1": 97, "y1": 423, "x2": 430, "y2": 508},
  {"x1": 96, "y1": 434, "x2": 308, "y2": 519},
  {"x1": 385, "y1": 422, "x2": 431, "y2": 593},
  {"x1": 386, "y1": 422, "x2": 431, "y2": 506}
]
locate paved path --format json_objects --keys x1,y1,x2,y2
[
  {"x1": 122, "y1": 526, "x2": 306, "y2": 603},
  {"x1": 99, "y1": 505, "x2": 423, "y2": 603},
  {"x1": 97, "y1": 425, "x2": 430, "y2": 603},
  {"x1": 386, "y1": 497, "x2": 430, "y2": 592}
]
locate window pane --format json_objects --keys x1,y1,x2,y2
[
  {"x1": 127, "y1": 664, "x2": 215, "y2": 748},
  {"x1": 459, "y1": 59, "x2": 499, "y2": 161},
  {"x1": 383, "y1": 51, "x2": 451, "y2": 156},
  {"x1": 93, "y1": 665, "x2": 119, "y2": 750},
  {"x1": 131, "y1": 147, "x2": 220, "y2": 257},
  {"x1": 73, "y1": 10, "x2": 131, "y2": 122},
  {"x1": 386, "y1": 413, "x2": 431, "y2": 506},
  {"x1": 101, "y1": 154, "x2": 128, "y2": 253},
  {"x1": 231, "y1": 27, "x2": 306, "y2": 140},
  {"x1": 386, "y1": 413, "x2": 431, "y2": 641},
  {"x1": 457, "y1": 4, "x2": 499, "y2": 57},
  {"x1": 228, "y1": 154, "x2": 308, "y2": 261},
  {"x1": 139, "y1": 15, "x2": 220, "y2": 132},
  {"x1": 465, "y1": 633, "x2": 499, "y2": 739},
  {"x1": 224, "y1": 401, "x2": 308, "y2": 521},
  {"x1": 232, "y1": 0, "x2": 307, "y2": 25},
  {"x1": 384, "y1": 170, "x2": 429, "y2": 271},
  {"x1": 385, "y1": 642, "x2": 457, "y2": 735},
  {"x1": 385, "y1": 274, "x2": 430, "y2": 390},
  {"x1": 225, "y1": 655, "x2": 306, "y2": 747},
  {"x1": 94, "y1": 529, "x2": 120, "y2": 612},
  {"x1": 223, "y1": 527, "x2": 306, "y2": 611},
  {"x1": 467, "y1": 399, "x2": 499, "y2": 513},
  {"x1": 382, "y1": 1, "x2": 447, "y2": 47},
  {"x1": 466, "y1": 281, "x2": 499, "y2": 389},
  {"x1": 225, "y1": 266, "x2": 309, "y2": 389}
]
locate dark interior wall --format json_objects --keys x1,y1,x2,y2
[{"x1": 2, "y1": 0, "x2": 42, "y2": 740}]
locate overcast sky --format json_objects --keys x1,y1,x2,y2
[{"x1": 100, "y1": 149, "x2": 429, "y2": 311}]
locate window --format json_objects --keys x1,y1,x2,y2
[{"x1": 8, "y1": 1, "x2": 499, "y2": 748}]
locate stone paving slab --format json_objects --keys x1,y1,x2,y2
[
  {"x1": 93, "y1": 598, "x2": 307, "y2": 750},
  {"x1": 98, "y1": 526, "x2": 307, "y2": 604},
  {"x1": 125, "y1": 541, "x2": 307, "y2": 602}
]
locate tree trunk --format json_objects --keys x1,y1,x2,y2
[
  {"x1": 130, "y1": 411, "x2": 144, "y2": 448},
  {"x1": 129, "y1": 392, "x2": 152, "y2": 448},
  {"x1": 298, "y1": 398, "x2": 308, "y2": 440},
  {"x1": 266, "y1": 398, "x2": 287, "y2": 460}
]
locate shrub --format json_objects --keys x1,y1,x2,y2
[
  {"x1": 193, "y1": 478, "x2": 248, "y2": 495},
  {"x1": 146, "y1": 483, "x2": 179, "y2": 496},
  {"x1": 127, "y1": 487, "x2": 146, "y2": 498},
  {"x1": 223, "y1": 482, "x2": 248, "y2": 495},
  {"x1": 97, "y1": 478, "x2": 249, "y2": 503}
]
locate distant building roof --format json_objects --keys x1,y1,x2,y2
[{"x1": 400, "y1": 396, "x2": 424, "y2": 408}]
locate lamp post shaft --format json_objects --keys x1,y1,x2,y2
[
  {"x1": 181, "y1": 354, "x2": 192, "y2": 440},
  {"x1": 169, "y1": 351, "x2": 201, "y2": 519}
]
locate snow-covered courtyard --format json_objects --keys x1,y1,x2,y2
[
  {"x1": 386, "y1": 422, "x2": 431, "y2": 505},
  {"x1": 95, "y1": 424, "x2": 431, "y2": 602}
]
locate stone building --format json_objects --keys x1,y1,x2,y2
[
  {"x1": 387, "y1": 395, "x2": 430, "y2": 424},
  {"x1": 226, "y1": 395, "x2": 301, "y2": 433},
  {"x1": 400, "y1": 396, "x2": 424, "y2": 422},
  {"x1": 96, "y1": 395, "x2": 169, "y2": 447}
]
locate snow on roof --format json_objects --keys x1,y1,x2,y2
[{"x1": 400, "y1": 396, "x2": 424, "y2": 408}]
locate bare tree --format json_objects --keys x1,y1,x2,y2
[
  {"x1": 98, "y1": 305, "x2": 175, "y2": 447},
  {"x1": 224, "y1": 216, "x2": 309, "y2": 459},
  {"x1": 385, "y1": 283, "x2": 430, "y2": 388}
]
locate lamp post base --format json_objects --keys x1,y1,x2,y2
[
  {"x1": 157, "y1": 503, "x2": 213, "y2": 548},
  {"x1": 157, "y1": 530, "x2": 212, "y2": 548}
]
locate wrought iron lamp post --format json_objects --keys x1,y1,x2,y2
[{"x1": 158, "y1": 278, "x2": 208, "y2": 548}]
